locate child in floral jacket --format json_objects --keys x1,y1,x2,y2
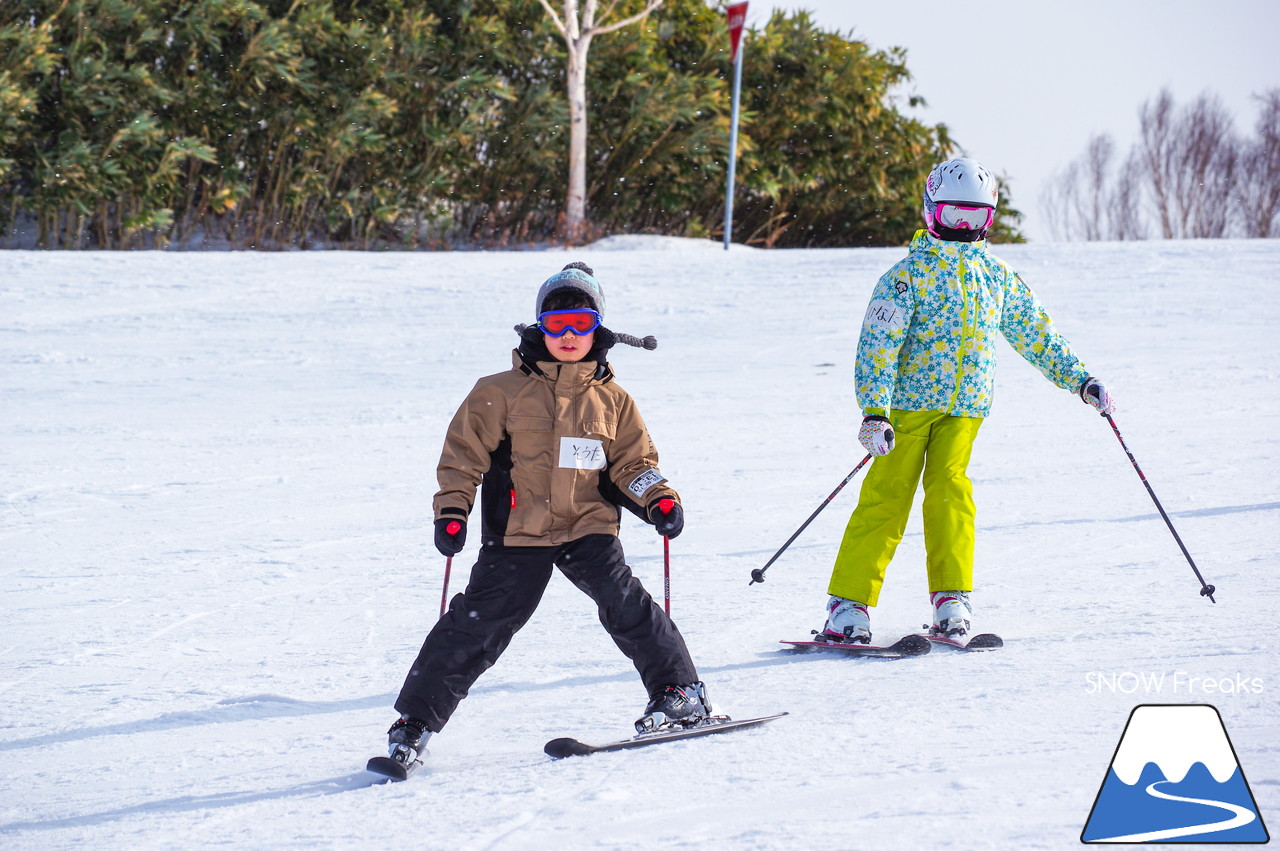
[{"x1": 822, "y1": 158, "x2": 1114, "y2": 644}]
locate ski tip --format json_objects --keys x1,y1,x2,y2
[
  {"x1": 924, "y1": 631, "x2": 1003, "y2": 651},
  {"x1": 366, "y1": 756, "x2": 413, "y2": 781},
  {"x1": 891, "y1": 633, "x2": 933, "y2": 655},
  {"x1": 544, "y1": 737, "x2": 595, "y2": 759},
  {"x1": 965, "y1": 632, "x2": 1004, "y2": 650}
]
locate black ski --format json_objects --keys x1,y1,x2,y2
[
  {"x1": 779, "y1": 633, "x2": 932, "y2": 657},
  {"x1": 545, "y1": 713, "x2": 788, "y2": 759},
  {"x1": 924, "y1": 632, "x2": 1003, "y2": 651},
  {"x1": 366, "y1": 755, "x2": 424, "y2": 781}
]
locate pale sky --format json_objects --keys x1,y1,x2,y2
[{"x1": 752, "y1": 0, "x2": 1279, "y2": 240}]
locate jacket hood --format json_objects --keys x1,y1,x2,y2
[
  {"x1": 516, "y1": 323, "x2": 616, "y2": 374},
  {"x1": 509, "y1": 349, "x2": 616, "y2": 387},
  {"x1": 911, "y1": 228, "x2": 989, "y2": 259}
]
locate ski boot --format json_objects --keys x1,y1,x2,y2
[
  {"x1": 821, "y1": 595, "x2": 871, "y2": 644},
  {"x1": 929, "y1": 591, "x2": 972, "y2": 638},
  {"x1": 635, "y1": 682, "x2": 711, "y2": 734},
  {"x1": 387, "y1": 716, "x2": 431, "y2": 765}
]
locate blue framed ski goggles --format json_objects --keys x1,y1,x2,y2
[{"x1": 537, "y1": 308, "x2": 601, "y2": 337}]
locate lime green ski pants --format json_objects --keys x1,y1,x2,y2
[{"x1": 828, "y1": 410, "x2": 983, "y2": 607}]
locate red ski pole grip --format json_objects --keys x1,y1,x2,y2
[
  {"x1": 657, "y1": 498, "x2": 675, "y2": 515},
  {"x1": 446, "y1": 521, "x2": 462, "y2": 535}
]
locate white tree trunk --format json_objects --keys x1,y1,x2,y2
[
  {"x1": 538, "y1": 0, "x2": 663, "y2": 243},
  {"x1": 565, "y1": 36, "x2": 591, "y2": 240}
]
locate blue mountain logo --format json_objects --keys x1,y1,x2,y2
[{"x1": 1082, "y1": 704, "x2": 1269, "y2": 844}]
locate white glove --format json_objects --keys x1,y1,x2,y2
[
  {"x1": 1080, "y1": 377, "x2": 1114, "y2": 415},
  {"x1": 858, "y1": 416, "x2": 895, "y2": 456}
]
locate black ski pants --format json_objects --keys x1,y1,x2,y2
[{"x1": 394, "y1": 534, "x2": 698, "y2": 732}]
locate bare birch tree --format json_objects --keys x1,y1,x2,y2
[
  {"x1": 1235, "y1": 89, "x2": 1280, "y2": 238},
  {"x1": 1039, "y1": 163, "x2": 1075, "y2": 242},
  {"x1": 1079, "y1": 134, "x2": 1112, "y2": 241},
  {"x1": 1041, "y1": 134, "x2": 1145, "y2": 241},
  {"x1": 1172, "y1": 94, "x2": 1238, "y2": 238},
  {"x1": 1138, "y1": 90, "x2": 1178, "y2": 238},
  {"x1": 1136, "y1": 90, "x2": 1239, "y2": 238},
  {"x1": 1109, "y1": 152, "x2": 1146, "y2": 241},
  {"x1": 537, "y1": 0, "x2": 664, "y2": 241},
  {"x1": 1047, "y1": 89, "x2": 1280, "y2": 242}
]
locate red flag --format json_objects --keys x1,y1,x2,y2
[{"x1": 727, "y1": 2, "x2": 748, "y2": 63}]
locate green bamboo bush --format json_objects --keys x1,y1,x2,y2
[{"x1": 0, "y1": 0, "x2": 998, "y2": 249}]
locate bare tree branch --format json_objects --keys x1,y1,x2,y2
[
  {"x1": 597, "y1": 0, "x2": 625, "y2": 27},
  {"x1": 592, "y1": 0, "x2": 663, "y2": 36},
  {"x1": 536, "y1": 0, "x2": 568, "y2": 37}
]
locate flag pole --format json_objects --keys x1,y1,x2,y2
[{"x1": 723, "y1": 2, "x2": 748, "y2": 250}]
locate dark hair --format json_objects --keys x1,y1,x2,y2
[{"x1": 541, "y1": 289, "x2": 593, "y2": 312}]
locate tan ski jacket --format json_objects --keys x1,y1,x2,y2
[{"x1": 434, "y1": 350, "x2": 679, "y2": 547}]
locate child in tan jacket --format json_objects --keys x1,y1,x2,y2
[{"x1": 383, "y1": 262, "x2": 711, "y2": 768}]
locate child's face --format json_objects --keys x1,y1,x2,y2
[{"x1": 544, "y1": 328, "x2": 595, "y2": 362}]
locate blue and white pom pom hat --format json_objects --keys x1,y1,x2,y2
[{"x1": 535, "y1": 264, "x2": 605, "y2": 318}]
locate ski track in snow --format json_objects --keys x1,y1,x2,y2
[{"x1": 1, "y1": 240, "x2": 1278, "y2": 849}]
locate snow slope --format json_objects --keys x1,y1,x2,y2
[{"x1": 2, "y1": 238, "x2": 1277, "y2": 850}]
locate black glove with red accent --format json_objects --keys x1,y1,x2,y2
[
  {"x1": 648, "y1": 498, "x2": 684, "y2": 539},
  {"x1": 434, "y1": 518, "x2": 466, "y2": 557}
]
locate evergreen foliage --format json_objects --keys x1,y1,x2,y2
[{"x1": 0, "y1": 0, "x2": 1015, "y2": 249}]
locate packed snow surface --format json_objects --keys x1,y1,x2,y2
[{"x1": 2, "y1": 237, "x2": 1277, "y2": 849}]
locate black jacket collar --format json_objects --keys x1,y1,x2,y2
[{"x1": 516, "y1": 325, "x2": 616, "y2": 380}]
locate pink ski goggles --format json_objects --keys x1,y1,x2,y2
[{"x1": 934, "y1": 202, "x2": 994, "y2": 230}]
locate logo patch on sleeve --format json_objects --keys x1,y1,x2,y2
[
  {"x1": 559, "y1": 437, "x2": 607, "y2": 470},
  {"x1": 628, "y1": 468, "x2": 666, "y2": 497}
]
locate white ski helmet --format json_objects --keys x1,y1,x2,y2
[{"x1": 923, "y1": 158, "x2": 999, "y2": 238}]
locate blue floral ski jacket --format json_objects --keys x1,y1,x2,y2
[{"x1": 856, "y1": 230, "x2": 1090, "y2": 418}]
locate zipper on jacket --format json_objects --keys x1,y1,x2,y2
[
  {"x1": 567, "y1": 364, "x2": 583, "y2": 541},
  {"x1": 946, "y1": 259, "x2": 974, "y2": 414},
  {"x1": 550, "y1": 362, "x2": 585, "y2": 544}
]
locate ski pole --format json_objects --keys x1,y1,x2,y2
[
  {"x1": 657, "y1": 498, "x2": 675, "y2": 615},
  {"x1": 439, "y1": 521, "x2": 462, "y2": 618},
  {"x1": 1100, "y1": 411, "x2": 1217, "y2": 603},
  {"x1": 749, "y1": 454, "x2": 873, "y2": 586}
]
